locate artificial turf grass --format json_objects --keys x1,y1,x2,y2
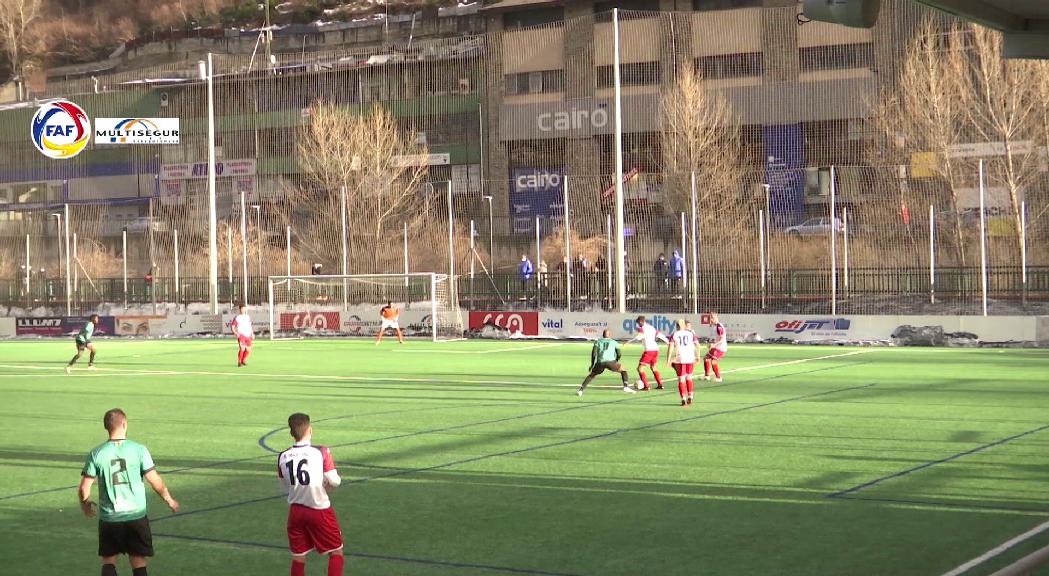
[{"x1": 0, "y1": 340, "x2": 1047, "y2": 575}]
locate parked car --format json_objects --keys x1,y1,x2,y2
[{"x1": 785, "y1": 217, "x2": 845, "y2": 237}]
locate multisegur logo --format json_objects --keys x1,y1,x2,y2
[
  {"x1": 31, "y1": 99, "x2": 91, "y2": 159},
  {"x1": 95, "y1": 117, "x2": 180, "y2": 144}
]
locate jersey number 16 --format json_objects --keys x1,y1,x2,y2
[{"x1": 284, "y1": 459, "x2": 311, "y2": 485}]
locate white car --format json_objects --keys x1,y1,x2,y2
[{"x1": 784, "y1": 217, "x2": 845, "y2": 237}]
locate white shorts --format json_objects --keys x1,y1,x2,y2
[{"x1": 381, "y1": 319, "x2": 399, "y2": 330}]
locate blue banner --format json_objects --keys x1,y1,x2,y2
[
  {"x1": 510, "y1": 168, "x2": 565, "y2": 234},
  {"x1": 763, "y1": 124, "x2": 805, "y2": 227}
]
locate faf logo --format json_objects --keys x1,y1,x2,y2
[
  {"x1": 31, "y1": 99, "x2": 91, "y2": 159},
  {"x1": 774, "y1": 318, "x2": 851, "y2": 334}
]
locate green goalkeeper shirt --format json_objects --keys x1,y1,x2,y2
[
  {"x1": 76, "y1": 321, "x2": 94, "y2": 343},
  {"x1": 82, "y1": 439, "x2": 155, "y2": 522},
  {"x1": 592, "y1": 338, "x2": 621, "y2": 365}
]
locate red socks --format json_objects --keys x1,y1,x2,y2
[
  {"x1": 677, "y1": 380, "x2": 686, "y2": 398},
  {"x1": 237, "y1": 349, "x2": 251, "y2": 365},
  {"x1": 687, "y1": 378, "x2": 694, "y2": 394},
  {"x1": 328, "y1": 554, "x2": 345, "y2": 576},
  {"x1": 652, "y1": 370, "x2": 662, "y2": 386},
  {"x1": 639, "y1": 372, "x2": 649, "y2": 388},
  {"x1": 712, "y1": 363, "x2": 721, "y2": 378},
  {"x1": 291, "y1": 561, "x2": 305, "y2": 576},
  {"x1": 703, "y1": 359, "x2": 711, "y2": 376}
]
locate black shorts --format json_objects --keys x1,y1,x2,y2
[
  {"x1": 75, "y1": 338, "x2": 91, "y2": 349},
  {"x1": 99, "y1": 516, "x2": 154, "y2": 557},
  {"x1": 590, "y1": 361, "x2": 623, "y2": 375}
]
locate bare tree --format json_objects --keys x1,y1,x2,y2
[
  {"x1": 293, "y1": 102, "x2": 430, "y2": 274},
  {"x1": 0, "y1": 0, "x2": 43, "y2": 84},
  {"x1": 871, "y1": 20, "x2": 970, "y2": 266},
  {"x1": 660, "y1": 65, "x2": 749, "y2": 268},
  {"x1": 962, "y1": 24, "x2": 1041, "y2": 261}
]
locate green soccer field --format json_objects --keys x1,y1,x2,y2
[{"x1": 1, "y1": 339, "x2": 1048, "y2": 576}]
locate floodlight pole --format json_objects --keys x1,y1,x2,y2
[
  {"x1": 564, "y1": 175, "x2": 571, "y2": 311},
  {"x1": 340, "y1": 186, "x2": 348, "y2": 310},
  {"x1": 205, "y1": 53, "x2": 219, "y2": 314},
  {"x1": 759, "y1": 209, "x2": 766, "y2": 310},
  {"x1": 122, "y1": 227, "x2": 128, "y2": 310},
  {"x1": 612, "y1": 8, "x2": 626, "y2": 313}
]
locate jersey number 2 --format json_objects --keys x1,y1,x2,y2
[
  {"x1": 110, "y1": 458, "x2": 128, "y2": 486},
  {"x1": 284, "y1": 459, "x2": 311, "y2": 485}
]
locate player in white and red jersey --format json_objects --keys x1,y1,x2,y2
[
  {"x1": 702, "y1": 312, "x2": 728, "y2": 383},
  {"x1": 630, "y1": 315, "x2": 669, "y2": 390},
  {"x1": 667, "y1": 319, "x2": 698, "y2": 406},
  {"x1": 231, "y1": 304, "x2": 254, "y2": 367},
  {"x1": 278, "y1": 413, "x2": 345, "y2": 576}
]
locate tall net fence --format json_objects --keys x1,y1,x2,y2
[{"x1": 2, "y1": 1, "x2": 1048, "y2": 316}]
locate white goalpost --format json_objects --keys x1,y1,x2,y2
[{"x1": 267, "y1": 273, "x2": 465, "y2": 342}]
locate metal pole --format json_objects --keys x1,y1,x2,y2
[
  {"x1": 680, "y1": 211, "x2": 687, "y2": 300},
  {"x1": 564, "y1": 175, "x2": 571, "y2": 311},
  {"x1": 51, "y1": 213, "x2": 61, "y2": 308},
  {"x1": 174, "y1": 228, "x2": 180, "y2": 305},
  {"x1": 487, "y1": 196, "x2": 494, "y2": 272},
  {"x1": 240, "y1": 190, "x2": 248, "y2": 306},
  {"x1": 122, "y1": 228, "x2": 128, "y2": 310},
  {"x1": 63, "y1": 202, "x2": 71, "y2": 315},
  {"x1": 612, "y1": 8, "x2": 626, "y2": 313},
  {"x1": 690, "y1": 172, "x2": 698, "y2": 314},
  {"x1": 536, "y1": 215, "x2": 542, "y2": 308},
  {"x1": 469, "y1": 219, "x2": 475, "y2": 307},
  {"x1": 149, "y1": 198, "x2": 156, "y2": 315},
  {"x1": 763, "y1": 183, "x2": 772, "y2": 276},
  {"x1": 929, "y1": 204, "x2": 935, "y2": 304},
  {"x1": 286, "y1": 225, "x2": 292, "y2": 278},
  {"x1": 979, "y1": 159, "x2": 988, "y2": 316},
  {"x1": 72, "y1": 231, "x2": 78, "y2": 300},
  {"x1": 206, "y1": 53, "x2": 219, "y2": 314},
  {"x1": 1019, "y1": 200, "x2": 1028, "y2": 306},
  {"x1": 447, "y1": 181, "x2": 454, "y2": 279},
  {"x1": 403, "y1": 221, "x2": 409, "y2": 286},
  {"x1": 759, "y1": 209, "x2": 766, "y2": 310},
  {"x1": 829, "y1": 165, "x2": 837, "y2": 316},
  {"x1": 340, "y1": 186, "x2": 348, "y2": 310},
  {"x1": 606, "y1": 213, "x2": 612, "y2": 311},
  {"x1": 227, "y1": 227, "x2": 233, "y2": 306},
  {"x1": 24, "y1": 233, "x2": 29, "y2": 308},
  {"x1": 843, "y1": 205, "x2": 849, "y2": 297}
]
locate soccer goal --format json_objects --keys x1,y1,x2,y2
[{"x1": 267, "y1": 273, "x2": 465, "y2": 342}]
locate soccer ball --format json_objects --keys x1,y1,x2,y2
[{"x1": 635, "y1": 380, "x2": 645, "y2": 390}]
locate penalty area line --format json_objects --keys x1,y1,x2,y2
[
  {"x1": 940, "y1": 518, "x2": 1049, "y2": 576},
  {"x1": 392, "y1": 342, "x2": 569, "y2": 354}
]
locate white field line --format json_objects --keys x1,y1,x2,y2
[
  {"x1": 0, "y1": 349, "x2": 872, "y2": 390},
  {"x1": 941, "y1": 518, "x2": 1049, "y2": 576},
  {"x1": 393, "y1": 343, "x2": 567, "y2": 354}
]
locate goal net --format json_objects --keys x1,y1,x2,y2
[{"x1": 267, "y1": 273, "x2": 465, "y2": 341}]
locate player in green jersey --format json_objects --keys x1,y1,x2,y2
[
  {"x1": 79, "y1": 409, "x2": 179, "y2": 576},
  {"x1": 577, "y1": 329, "x2": 636, "y2": 396},
  {"x1": 66, "y1": 314, "x2": 100, "y2": 374}
]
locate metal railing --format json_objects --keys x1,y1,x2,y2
[{"x1": 5, "y1": 266, "x2": 1048, "y2": 315}]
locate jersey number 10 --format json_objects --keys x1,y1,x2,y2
[{"x1": 285, "y1": 459, "x2": 312, "y2": 485}]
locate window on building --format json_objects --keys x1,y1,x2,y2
[
  {"x1": 695, "y1": 52, "x2": 764, "y2": 79},
  {"x1": 503, "y1": 7, "x2": 564, "y2": 30},
  {"x1": 593, "y1": 0, "x2": 661, "y2": 21},
  {"x1": 504, "y1": 70, "x2": 565, "y2": 95},
  {"x1": 799, "y1": 43, "x2": 875, "y2": 72},
  {"x1": 692, "y1": 0, "x2": 761, "y2": 11},
  {"x1": 596, "y1": 61, "x2": 661, "y2": 88}
]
